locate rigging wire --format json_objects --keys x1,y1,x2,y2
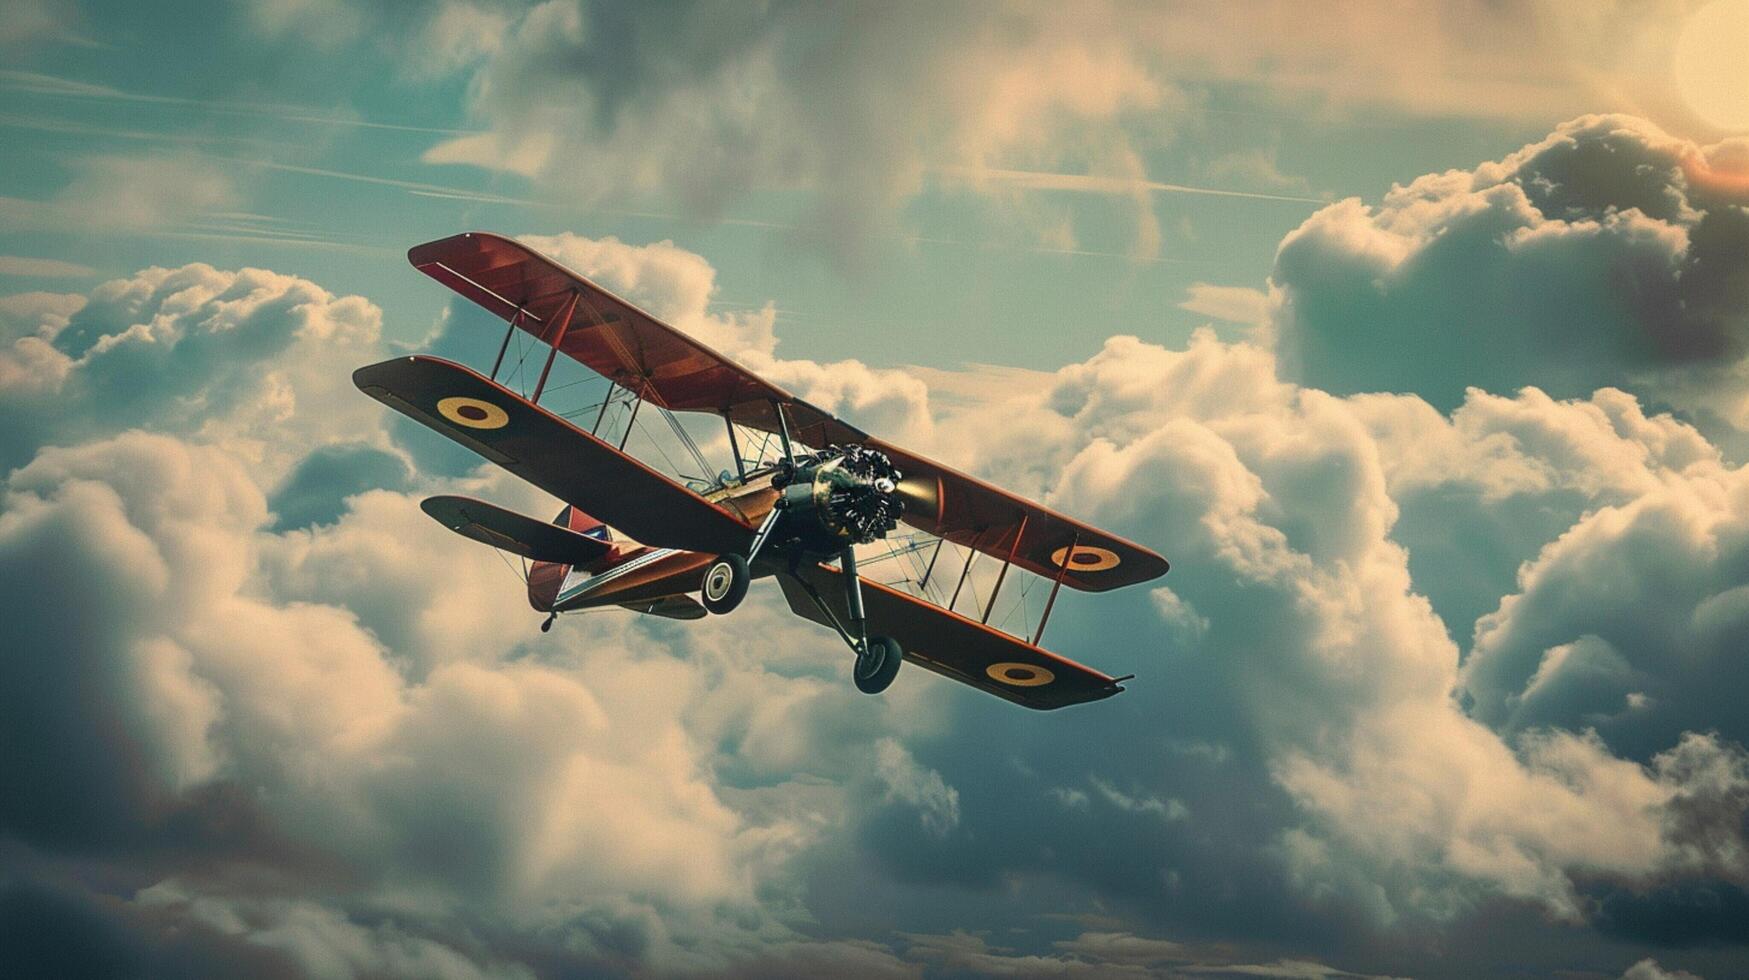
[
  {"x1": 631, "y1": 412, "x2": 689, "y2": 482},
  {"x1": 491, "y1": 544, "x2": 528, "y2": 585},
  {"x1": 658, "y1": 405, "x2": 716, "y2": 481},
  {"x1": 536, "y1": 372, "x2": 605, "y2": 399},
  {"x1": 508, "y1": 330, "x2": 534, "y2": 398},
  {"x1": 558, "y1": 381, "x2": 622, "y2": 423}
]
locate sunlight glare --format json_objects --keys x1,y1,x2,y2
[{"x1": 1674, "y1": 0, "x2": 1749, "y2": 130}]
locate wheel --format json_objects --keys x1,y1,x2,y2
[
  {"x1": 853, "y1": 635, "x2": 903, "y2": 694},
  {"x1": 700, "y1": 554, "x2": 750, "y2": 614}
]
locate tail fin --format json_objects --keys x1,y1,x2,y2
[{"x1": 528, "y1": 505, "x2": 613, "y2": 611}]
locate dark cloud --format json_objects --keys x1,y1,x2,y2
[
  {"x1": 0, "y1": 879, "x2": 304, "y2": 980},
  {"x1": 1460, "y1": 458, "x2": 1749, "y2": 760},
  {"x1": 269, "y1": 442, "x2": 411, "y2": 531},
  {"x1": 1592, "y1": 879, "x2": 1749, "y2": 948},
  {"x1": 1271, "y1": 115, "x2": 1749, "y2": 413}
]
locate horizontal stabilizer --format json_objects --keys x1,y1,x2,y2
[{"x1": 421, "y1": 495, "x2": 612, "y2": 565}]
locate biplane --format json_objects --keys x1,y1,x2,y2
[{"x1": 353, "y1": 233, "x2": 1169, "y2": 709}]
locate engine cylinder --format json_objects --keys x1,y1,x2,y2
[{"x1": 775, "y1": 446, "x2": 904, "y2": 546}]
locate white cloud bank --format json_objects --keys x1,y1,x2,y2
[{"x1": 4, "y1": 119, "x2": 1748, "y2": 975}]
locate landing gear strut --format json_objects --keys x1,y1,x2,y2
[
  {"x1": 541, "y1": 612, "x2": 557, "y2": 633},
  {"x1": 785, "y1": 545, "x2": 905, "y2": 695}
]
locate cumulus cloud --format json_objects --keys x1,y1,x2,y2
[
  {"x1": 1271, "y1": 115, "x2": 1749, "y2": 420},
  {"x1": 0, "y1": 418, "x2": 905, "y2": 976},
  {"x1": 915, "y1": 324, "x2": 1749, "y2": 937},
  {"x1": 341, "y1": 2, "x2": 1732, "y2": 268},
  {"x1": 1462, "y1": 458, "x2": 1749, "y2": 760},
  {"x1": 6, "y1": 140, "x2": 1748, "y2": 974},
  {"x1": 0, "y1": 252, "x2": 949, "y2": 976},
  {"x1": 0, "y1": 260, "x2": 382, "y2": 478}
]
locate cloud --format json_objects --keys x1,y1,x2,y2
[
  {"x1": 0, "y1": 255, "x2": 96, "y2": 278},
  {"x1": 0, "y1": 247, "x2": 970, "y2": 976},
  {"x1": 0, "y1": 260, "x2": 382, "y2": 477},
  {"x1": 1270, "y1": 115, "x2": 1749, "y2": 416},
  {"x1": 916, "y1": 323, "x2": 1749, "y2": 936},
  {"x1": 1179, "y1": 283, "x2": 1270, "y2": 327},
  {"x1": 0, "y1": 423, "x2": 893, "y2": 974},
  {"x1": 5, "y1": 150, "x2": 1749, "y2": 975},
  {"x1": 1461, "y1": 457, "x2": 1749, "y2": 760},
  {"x1": 0, "y1": 0, "x2": 83, "y2": 48},
  {"x1": 1621, "y1": 958, "x2": 1703, "y2": 980},
  {"x1": 0, "y1": 153, "x2": 243, "y2": 233},
  {"x1": 268, "y1": 442, "x2": 412, "y2": 531},
  {"x1": 873, "y1": 738, "x2": 961, "y2": 839},
  {"x1": 417, "y1": 3, "x2": 1174, "y2": 262},
  {"x1": 373, "y1": 2, "x2": 1740, "y2": 267}
]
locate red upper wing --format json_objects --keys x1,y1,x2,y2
[
  {"x1": 409, "y1": 232, "x2": 863, "y2": 448},
  {"x1": 411, "y1": 231, "x2": 1168, "y2": 592},
  {"x1": 875, "y1": 439, "x2": 1169, "y2": 592}
]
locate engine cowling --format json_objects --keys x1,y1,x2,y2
[{"x1": 773, "y1": 445, "x2": 904, "y2": 546}]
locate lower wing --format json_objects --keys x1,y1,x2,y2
[
  {"x1": 355, "y1": 355, "x2": 754, "y2": 555},
  {"x1": 779, "y1": 562, "x2": 1126, "y2": 710}
]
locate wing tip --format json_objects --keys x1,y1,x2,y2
[{"x1": 408, "y1": 230, "x2": 518, "y2": 270}]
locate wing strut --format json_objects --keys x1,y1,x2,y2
[
  {"x1": 531, "y1": 291, "x2": 581, "y2": 404},
  {"x1": 948, "y1": 534, "x2": 980, "y2": 614},
  {"x1": 982, "y1": 514, "x2": 1027, "y2": 624},
  {"x1": 1032, "y1": 531, "x2": 1077, "y2": 647},
  {"x1": 724, "y1": 414, "x2": 747, "y2": 479},
  {"x1": 489, "y1": 305, "x2": 524, "y2": 382},
  {"x1": 918, "y1": 538, "x2": 945, "y2": 593},
  {"x1": 591, "y1": 384, "x2": 616, "y2": 434},
  {"x1": 618, "y1": 381, "x2": 645, "y2": 452},
  {"x1": 773, "y1": 399, "x2": 795, "y2": 463}
]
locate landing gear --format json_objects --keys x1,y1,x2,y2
[
  {"x1": 783, "y1": 545, "x2": 906, "y2": 695},
  {"x1": 854, "y1": 635, "x2": 903, "y2": 694},
  {"x1": 541, "y1": 612, "x2": 557, "y2": 633},
  {"x1": 700, "y1": 553, "x2": 750, "y2": 614}
]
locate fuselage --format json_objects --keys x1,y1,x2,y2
[{"x1": 548, "y1": 466, "x2": 785, "y2": 613}]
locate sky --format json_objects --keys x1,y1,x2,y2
[{"x1": 2, "y1": 1, "x2": 1749, "y2": 978}]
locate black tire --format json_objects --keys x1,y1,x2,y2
[
  {"x1": 853, "y1": 635, "x2": 903, "y2": 694},
  {"x1": 700, "y1": 554, "x2": 750, "y2": 614}
]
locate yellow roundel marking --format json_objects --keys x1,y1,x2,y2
[
  {"x1": 438, "y1": 396, "x2": 509, "y2": 430},
  {"x1": 1050, "y1": 544, "x2": 1121, "y2": 572},
  {"x1": 987, "y1": 662, "x2": 1055, "y2": 687}
]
